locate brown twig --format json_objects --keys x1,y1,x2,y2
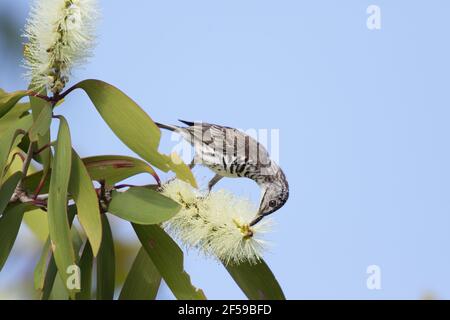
[
  {"x1": 33, "y1": 170, "x2": 49, "y2": 200},
  {"x1": 33, "y1": 142, "x2": 53, "y2": 156},
  {"x1": 29, "y1": 83, "x2": 78, "y2": 104},
  {"x1": 18, "y1": 142, "x2": 35, "y2": 188}
]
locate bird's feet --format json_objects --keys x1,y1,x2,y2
[{"x1": 207, "y1": 174, "x2": 223, "y2": 193}]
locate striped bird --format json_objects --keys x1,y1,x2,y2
[{"x1": 156, "y1": 120, "x2": 289, "y2": 226}]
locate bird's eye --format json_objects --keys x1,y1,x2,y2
[{"x1": 269, "y1": 200, "x2": 277, "y2": 207}]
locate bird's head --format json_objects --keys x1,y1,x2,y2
[{"x1": 250, "y1": 169, "x2": 289, "y2": 226}]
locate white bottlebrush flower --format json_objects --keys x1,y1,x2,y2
[
  {"x1": 161, "y1": 179, "x2": 272, "y2": 265},
  {"x1": 23, "y1": 0, "x2": 98, "y2": 94}
]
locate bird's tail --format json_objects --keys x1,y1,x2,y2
[
  {"x1": 154, "y1": 122, "x2": 178, "y2": 131},
  {"x1": 156, "y1": 119, "x2": 197, "y2": 131}
]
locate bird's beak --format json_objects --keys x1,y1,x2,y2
[
  {"x1": 249, "y1": 214, "x2": 264, "y2": 226},
  {"x1": 250, "y1": 201, "x2": 266, "y2": 226},
  {"x1": 251, "y1": 190, "x2": 269, "y2": 226}
]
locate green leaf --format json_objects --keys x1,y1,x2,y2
[
  {"x1": 38, "y1": 207, "x2": 77, "y2": 300},
  {"x1": 49, "y1": 274, "x2": 70, "y2": 300},
  {"x1": 30, "y1": 93, "x2": 52, "y2": 168},
  {"x1": 74, "y1": 80, "x2": 196, "y2": 187},
  {"x1": 47, "y1": 116, "x2": 76, "y2": 297},
  {"x1": 29, "y1": 102, "x2": 52, "y2": 142},
  {"x1": 225, "y1": 259, "x2": 285, "y2": 300},
  {"x1": 96, "y1": 214, "x2": 115, "y2": 300},
  {"x1": 167, "y1": 152, "x2": 198, "y2": 188},
  {"x1": 34, "y1": 238, "x2": 52, "y2": 291},
  {"x1": 75, "y1": 80, "x2": 163, "y2": 166},
  {"x1": 0, "y1": 103, "x2": 31, "y2": 135},
  {"x1": 24, "y1": 209, "x2": 49, "y2": 242},
  {"x1": 0, "y1": 89, "x2": 30, "y2": 118},
  {"x1": 0, "y1": 203, "x2": 29, "y2": 271},
  {"x1": 108, "y1": 187, "x2": 180, "y2": 224},
  {"x1": 83, "y1": 155, "x2": 159, "y2": 185},
  {"x1": 69, "y1": 150, "x2": 102, "y2": 256},
  {"x1": 76, "y1": 242, "x2": 94, "y2": 300},
  {"x1": 0, "y1": 115, "x2": 33, "y2": 184},
  {"x1": 19, "y1": 171, "x2": 48, "y2": 194},
  {"x1": 70, "y1": 225, "x2": 84, "y2": 254},
  {"x1": 133, "y1": 224, "x2": 206, "y2": 300},
  {"x1": 0, "y1": 171, "x2": 21, "y2": 214},
  {"x1": 41, "y1": 256, "x2": 57, "y2": 300},
  {"x1": 119, "y1": 247, "x2": 161, "y2": 300},
  {"x1": 46, "y1": 222, "x2": 85, "y2": 301},
  {"x1": 23, "y1": 154, "x2": 159, "y2": 196}
]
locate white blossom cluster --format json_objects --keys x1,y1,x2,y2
[
  {"x1": 23, "y1": 0, "x2": 98, "y2": 94},
  {"x1": 161, "y1": 179, "x2": 272, "y2": 265}
]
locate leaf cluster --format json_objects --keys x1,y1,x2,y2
[{"x1": 0, "y1": 81, "x2": 284, "y2": 299}]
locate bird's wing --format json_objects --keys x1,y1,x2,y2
[
  {"x1": 181, "y1": 121, "x2": 273, "y2": 167},
  {"x1": 182, "y1": 122, "x2": 223, "y2": 145},
  {"x1": 214, "y1": 126, "x2": 272, "y2": 165}
]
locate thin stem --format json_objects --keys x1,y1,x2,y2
[
  {"x1": 57, "y1": 83, "x2": 78, "y2": 100},
  {"x1": 10, "y1": 142, "x2": 36, "y2": 204},
  {"x1": 20, "y1": 142, "x2": 35, "y2": 185},
  {"x1": 97, "y1": 180, "x2": 111, "y2": 213},
  {"x1": 34, "y1": 142, "x2": 54, "y2": 156},
  {"x1": 1, "y1": 152, "x2": 24, "y2": 178},
  {"x1": 29, "y1": 92, "x2": 53, "y2": 102},
  {"x1": 29, "y1": 82, "x2": 78, "y2": 104},
  {"x1": 33, "y1": 170, "x2": 49, "y2": 200}
]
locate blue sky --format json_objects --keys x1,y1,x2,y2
[{"x1": 1, "y1": 0, "x2": 450, "y2": 299}]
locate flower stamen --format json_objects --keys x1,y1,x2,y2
[
  {"x1": 161, "y1": 179, "x2": 272, "y2": 265},
  {"x1": 23, "y1": 0, "x2": 98, "y2": 93}
]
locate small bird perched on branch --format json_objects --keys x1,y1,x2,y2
[{"x1": 156, "y1": 120, "x2": 289, "y2": 226}]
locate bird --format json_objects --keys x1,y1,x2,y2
[{"x1": 155, "y1": 120, "x2": 289, "y2": 226}]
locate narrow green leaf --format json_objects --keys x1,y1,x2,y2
[
  {"x1": 75, "y1": 80, "x2": 163, "y2": 166},
  {"x1": 29, "y1": 102, "x2": 52, "y2": 142},
  {"x1": 0, "y1": 115, "x2": 32, "y2": 184},
  {"x1": 0, "y1": 103, "x2": 30, "y2": 135},
  {"x1": 0, "y1": 134, "x2": 20, "y2": 182},
  {"x1": 83, "y1": 155, "x2": 159, "y2": 185},
  {"x1": 45, "y1": 223, "x2": 84, "y2": 301},
  {"x1": 34, "y1": 238, "x2": 52, "y2": 291},
  {"x1": 76, "y1": 242, "x2": 94, "y2": 300},
  {"x1": 30, "y1": 93, "x2": 52, "y2": 169},
  {"x1": 0, "y1": 89, "x2": 30, "y2": 118},
  {"x1": 0, "y1": 172, "x2": 22, "y2": 214},
  {"x1": 69, "y1": 150, "x2": 102, "y2": 256},
  {"x1": 41, "y1": 256, "x2": 57, "y2": 300},
  {"x1": 47, "y1": 116, "x2": 76, "y2": 297},
  {"x1": 133, "y1": 224, "x2": 206, "y2": 300},
  {"x1": 38, "y1": 207, "x2": 77, "y2": 300},
  {"x1": 96, "y1": 214, "x2": 115, "y2": 300},
  {"x1": 74, "y1": 80, "x2": 196, "y2": 187},
  {"x1": 0, "y1": 203, "x2": 29, "y2": 271},
  {"x1": 1, "y1": 147, "x2": 23, "y2": 179},
  {"x1": 24, "y1": 209, "x2": 49, "y2": 242},
  {"x1": 49, "y1": 274, "x2": 70, "y2": 300},
  {"x1": 108, "y1": 187, "x2": 180, "y2": 224},
  {"x1": 167, "y1": 152, "x2": 198, "y2": 188},
  {"x1": 225, "y1": 260, "x2": 285, "y2": 300},
  {"x1": 70, "y1": 225, "x2": 84, "y2": 254},
  {"x1": 119, "y1": 247, "x2": 161, "y2": 300},
  {"x1": 23, "y1": 154, "x2": 158, "y2": 196}
]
